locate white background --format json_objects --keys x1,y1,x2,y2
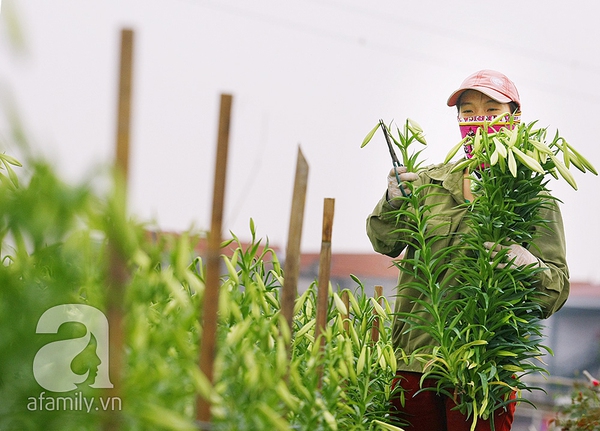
[{"x1": 1, "y1": 0, "x2": 599, "y2": 283}]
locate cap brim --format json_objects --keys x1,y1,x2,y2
[{"x1": 447, "y1": 86, "x2": 512, "y2": 107}]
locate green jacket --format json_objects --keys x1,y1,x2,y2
[{"x1": 366, "y1": 161, "x2": 570, "y2": 372}]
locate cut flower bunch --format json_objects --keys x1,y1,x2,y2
[
  {"x1": 427, "y1": 116, "x2": 596, "y2": 428},
  {"x1": 362, "y1": 115, "x2": 597, "y2": 431}
]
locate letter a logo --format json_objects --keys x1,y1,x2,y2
[{"x1": 33, "y1": 304, "x2": 114, "y2": 392}]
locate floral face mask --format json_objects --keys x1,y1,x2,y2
[{"x1": 459, "y1": 113, "x2": 521, "y2": 158}]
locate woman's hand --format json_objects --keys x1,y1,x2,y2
[
  {"x1": 386, "y1": 166, "x2": 418, "y2": 208},
  {"x1": 483, "y1": 241, "x2": 540, "y2": 268}
]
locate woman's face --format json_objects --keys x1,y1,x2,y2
[{"x1": 458, "y1": 90, "x2": 512, "y2": 117}]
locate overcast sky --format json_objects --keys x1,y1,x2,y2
[{"x1": 1, "y1": 0, "x2": 599, "y2": 283}]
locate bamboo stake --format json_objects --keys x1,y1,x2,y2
[
  {"x1": 114, "y1": 29, "x2": 133, "y2": 182},
  {"x1": 196, "y1": 93, "x2": 233, "y2": 426},
  {"x1": 103, "y1": 28, "x2": 134, "y2": 431},
  {"x1": 315, "y1": 198, "x2": 335, "y2": 387},
  {"x1": 371, "y1": 285, "x2": 383, "y2": 342},
  {"x1": 281, "y1": 147, "x2": 309, "y2": 336}
]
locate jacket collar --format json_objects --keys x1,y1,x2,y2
[{"x1": 423, "y1": 161, "x2": 468, "y2": 205}]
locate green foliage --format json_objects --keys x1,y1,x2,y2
[
  {"x1": 202, "y1": 232, "x2": 403, "y2": 430},
  {"x1": 0, "y1": 155, "x2": 404, "y2": 430},
  {"x1": 0, "y1": 161, "x2": 111, "y2": 431}
]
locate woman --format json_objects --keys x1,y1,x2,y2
[{"x1": 366, "y1": 70, "x2": 569, "y2": 431}]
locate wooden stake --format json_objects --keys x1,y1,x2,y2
[
  {"x1": 103, "y1": 28, "x2": 134, "y2": 431},
  {"x1": 315, "y1": 198, "x2": 335, "y2": 334},
  {"x1": 281, "y1": 147, "x2": 309, "y2": 336},
  {"x1": 197, "y1": 93, "x2": 233, "y2": 425},
  {"x1": 115, "y1": 29, "x2": 133, "y2": 183},
  {"x1": 315, "y1": 198, "x2": 335, "y2": 387},
  {"x1": 371, "y1": 285, "x2": 383, "y2": 343}
]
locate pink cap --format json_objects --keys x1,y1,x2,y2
[{"x1": 447, "y1": 70, "x2": 521, "y2": 108}]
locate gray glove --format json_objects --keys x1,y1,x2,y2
[
  {"x1": 386, "y1": 166, "x2": 418, "y2": 208},
  {"x1": 483, "y1": 242, "x2": 540, "y2": 268}
]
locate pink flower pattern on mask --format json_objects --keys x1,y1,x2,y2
[{"x1": 458, "y1": 113, "x2": 521, "y2": 158}]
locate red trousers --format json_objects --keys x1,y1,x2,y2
[{"x1": 390, "y1": 372, "x2": 516, "y2": 431}]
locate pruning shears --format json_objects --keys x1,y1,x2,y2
[{"x1": 379, "y1": 119, "x2": 408, "y2": 197}]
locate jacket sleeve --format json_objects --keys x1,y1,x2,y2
[
  {"x1": 530, "y1": 199, "x2": 570, "y2": 318},
  {"x1": 365, "y1": 191, "x2": 407, "y2": 258}
]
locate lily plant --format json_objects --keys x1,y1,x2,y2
[{"x1": 0, "y1": 153, "x2": 405, "y2": 431}]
